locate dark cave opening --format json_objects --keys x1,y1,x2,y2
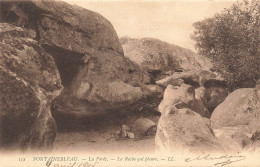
[{"x1": 42, "y1": 44, "x2": 84, "y2": 87}]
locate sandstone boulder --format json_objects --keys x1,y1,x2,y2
[
  {"x1": 155, "y1": 108, "x2": 223, "y2": 153},
  {"x1": 213, "y1": 126, "x2": 252, "y2": 152},
  {"x1": 175, "y1": 99, "x2": 210, "y2": 118},
  {"x1": 211, "y1": 87, "x2": 260, "y2": 129},
  {"x1": 131, "y1": 118, "x2": 156, "y2": 137},
  {"x1": 159, "y1": 84, "x2": 210, "y2": 117},
  {"x1": 159, "y1": 84, "x2": 195, "y2": 110},
  {"x1": 121, "y1": 38, "x2": 212, "y2": 80},
  {"x1": 0, "y1": 0, "x2": 123, "y2": 55},
  {"x1": 157, "y1": 70, "x2": 227, "y2": 113},
  {"x1": 0, "y1": 23, "x2": 62, "y2": 150}
]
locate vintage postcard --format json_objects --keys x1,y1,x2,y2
[{"x1": 0, "y1": 0, "x2": 260, "y2": 166}]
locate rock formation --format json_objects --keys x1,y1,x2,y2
[
  {"x1": 156, "y1": 83, "x2": 260, "y2": 153},
  {"x1": 121, "y1": 37, "x2": 212, "y2": 80},
  {"x1": 155, "y1": 108, "x2": 223, "y2": 153},
  {"x1": 211, "y1": 87, "x2": 260, "y2": 129},
  {"x1": 0, "y1": 0, "x2": 161, "y2": 131},
  {"x1": 157, "y1": 70, "x2": 228, "y2": 113},
  {"x1": 0, "y1": 23, "x2": 63, "y2": 150},
  {"x1": 3, "y1": 0, "x2": 259, "y2": 155},
  {"x1": 158, "y1": 84, "x2": 210, "y2": 118}
]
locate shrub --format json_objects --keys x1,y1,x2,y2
[{"x1": 191, "y1": 0, "x2": 260, "y2": 89}]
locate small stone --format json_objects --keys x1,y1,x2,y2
[
  {"x1": 122, "y1": 124, "x2": 130, "y2": 131},
  {"x1": 127, "y1": 132, "x2": 135, "y2": 139}
]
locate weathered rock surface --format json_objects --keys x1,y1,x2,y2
[
  {"x1": 154, "y1": 82, "x2": 260, "y2": 153},
  {"x1": 159, "y1": 84, "x2": 210, "y2": 118},
  {"x1": 0, "y1": 23, "x2": 62, "y2": 150},
  {"x1": 155, "y1": 108, "x2": 223, "y2": 153},
  {"x1": 1, "y1": 0, "x2": 123, "y2": 55},
  {"x1": 0, "y1": 0, "x2": 161, "y2": 124},
  {"x1": 155, "y1": 106, "x2": 260, "y2": 153},
  {"x1": 131, "y1": 118, "x2": 156, "y2": 137},
  {"x1": 159, "y1": 84, "x2": 195, "y2": 111},
  {"x1": 213, "y1": 126, "x2": 252, "y2": 152},
  {"x1": 249, "y1": 118, "x2": 260, "y2": 132},
  {"x1": 156, "y1": 70, "x2": 225, "y2": 88},
  {"x1": 156, "y1": 68, "x2": 228, "y2": 113},
  {"x1": 211, "y1": 87, "x2": 260, "y2": 129},
  {"x1": 121, "y1": 38, "x2": 213, "y2": 80},
  {"x1": 68, "y1": 52, "x2": 150, "y2": 107},
  {"x1": 145, "y1": 85, "x2": 164, "y2": 98}
]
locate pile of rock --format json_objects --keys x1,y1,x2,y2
[
  {"x1": 155, "y1": 83, "x2": 260, "y2": 153},
  {"x1": 157, "y1": 70, "x2": 228, "y2": 113}
]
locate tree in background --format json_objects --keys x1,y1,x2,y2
[{"x1": 191, "y1": 0, "x2": 260, "y2": 89}]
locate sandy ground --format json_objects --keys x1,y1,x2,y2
[
  {"x1": 53, "y1": 130, "x2": 155, "y2": 154},
  {"x1": 53, "y1": 109, "x2": 160, "y2": 154}
]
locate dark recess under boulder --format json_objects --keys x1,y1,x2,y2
[{"x1": 42, "y1": 44, "x2": 84, "y2": 87}]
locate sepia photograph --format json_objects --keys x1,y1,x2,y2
[{"x1": 0, "y1": 0, "x2": 260, "y2": 166}]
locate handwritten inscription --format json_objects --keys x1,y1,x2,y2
[
  {"x1": 52, "y1": 162, "x2": 98, "y2": 167},
  {"x1": 185, "y1": 154, "x2": 246, "y2": 166}
]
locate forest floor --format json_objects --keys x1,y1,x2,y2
[{"x1": 53, "y1": 108, "x2": 160, "y2": 154}]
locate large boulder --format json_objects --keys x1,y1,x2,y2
[
  {"x1": 0, "y1": 23, "x2": 63, "y2": 150},
  {"x1": 156, "y1": 105, "x2": 260, "y2": 153},
  {"x1": 0, "y1": 0, "x2": 159, "y2": 124},
  {"x1": 211, "y1": 87, "x2": 260, "y2": 129},
  {"x1": 0, "y1": 0, "x2": 123, "y2": 55},
  {"x1": 121, "y1": 37, "x2": 212, "y2": 80},
  {"x1": 159, "y1": 84, "x2": 210, "y2": 118},
  {"x1": 155, "y1": 108, "x2": 223, "y2": 153},
  {"x1": 157, "y1": 69, "x2": 228, "y2": 113},
  {"x1": 131, "y1": 118, "x2": 156, "y2": 137}
]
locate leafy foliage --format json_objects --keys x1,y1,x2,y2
[{"x1": 191, "y1": 0, "x2": 260, "y2": 88}]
